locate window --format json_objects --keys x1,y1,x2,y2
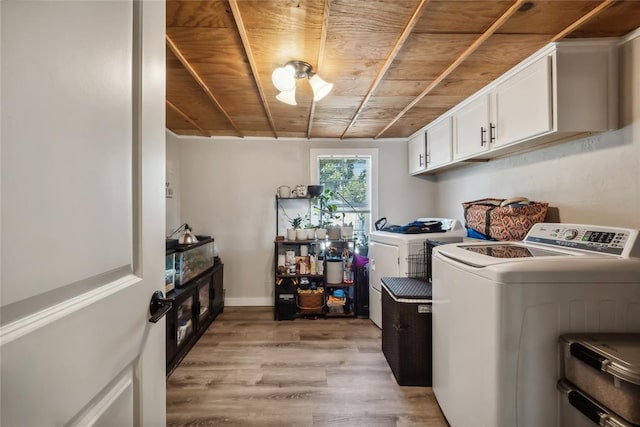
[{"x1": 310, "y1": 149, "x2": 378, "y2": 250}]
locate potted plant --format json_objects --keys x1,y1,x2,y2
[
  {"x1": 340, "y1": 219, "x2": 354, "y2": 240},
  {"x1": 290, "y1": 215, "x2": 307, "y2": 240},
  {"x1": 287, "y1": 215, "x2": 302, "y2": 240},
  {"x1": 304, "y1": 216, "x2": 316, "y2": 240},
  {"x1": 355, "y1": 232, "x2": 368, "y2": 256},
  {"x1": 313, "y1": 189, "x2": 338, "y2": 239}
]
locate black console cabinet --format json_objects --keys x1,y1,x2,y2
[{"x1": 166, "y1": 263, "x2": 224, "y2": 375}]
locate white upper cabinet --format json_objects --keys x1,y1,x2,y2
[
  {"x1": 453, "y1": 94, "x2": 490, "y2": 160},
  {"x1": 491, "y1": 55, "x2": 552, "y2": 148},
  {"x1": 408, "y1": 131, "x2": 427, "y2": 174},
  {"x1": 427, "y1": 116, "x2": 453, "y2": 169},
  {"x1": 409, "y1": 39, "x2": 618, "y2": 174}
]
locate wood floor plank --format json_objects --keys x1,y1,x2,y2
[{"x1": 167, "y1": 307, "x2": 449, "y2": 427}]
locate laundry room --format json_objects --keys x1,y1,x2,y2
[
  {"x1": 167, "y1": 32, "x2": 640, "y2": 311},
  {"x1": 6, "y1": 1, "x2": 640, "y2": 425},
  {"x1": 164, "y1": 26, "x2": 640, "y2": 425}
]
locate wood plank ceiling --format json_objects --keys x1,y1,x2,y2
[{"x1": 166, "y1": 0, "x2": 640, "y2": 139}]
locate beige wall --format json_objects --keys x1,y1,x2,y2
[
  {"x1": 165, "y1": 136, "x2": 435, "y2": 305},
  {"x1": 434, "y1": 33, "x2": 640, "y2": 230}
]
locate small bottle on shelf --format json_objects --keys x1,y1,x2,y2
[{"x1": 317, "y1": 249, "x2": 324, "y2": 275}]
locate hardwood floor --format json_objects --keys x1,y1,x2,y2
[{"x1": 166, "y1": 307, "x2": 449, "y2": 427}]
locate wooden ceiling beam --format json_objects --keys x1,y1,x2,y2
[
  {"x1": 341, "y1": 0, "x2": 429, "y2": 139},
  {"x1": 228, "y1": 0, "x2": 279, "y2": 138},
  {"x1": 375, "y1": 0, "x2": 527, "y2": 139},
  {"x1": 166, "y1": 100, "x2": 211, "y2": 137},
  {"x1": 166, "y1": 35, "x2": 244, "y2": 137},
  {"x1": 552, "y1": 0, "x2": 616, "y2": 42},
  {"x1": 307, "y1": 0, "x2": 331, "y2": 139}
]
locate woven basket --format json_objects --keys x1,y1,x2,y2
[{"x1": 297, "y1": 289, "x2": 325, "y2": 314}]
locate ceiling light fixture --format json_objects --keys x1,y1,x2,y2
[{"x1": 271, "y1": 60, "x2": 333, "y2": 106}]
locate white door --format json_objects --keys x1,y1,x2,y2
[
  {"x1": 368, "y1": 241, "x2": 400, "y2": 328},
  {"x1": 492, "y1": 55, "x2": 553, "y2": 148},
  {"x1": 453, "y1": 94, "x2": 490, "y2": 159},
  {"x1": 426, "y1": 116, "x2": 452, "y2": 169},
  {"x1": 1, "y1": 1, "x2": 166, "y2": 426},
  {"x1": 407, "y1": 132, "x2": 426, "y2": 174}
]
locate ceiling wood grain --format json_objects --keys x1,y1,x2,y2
[{"x1": 166, "y1": 0, "x2": 640, "y2": 139}]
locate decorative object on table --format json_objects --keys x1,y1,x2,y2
[
  {"x1": 327, "y1": 225, "x2": 341, "y2": 240},
  {"x1": 294, "y1": 184, "x2": 308, "y2": 198},
  {"x1": 341, "y1": 223, "x2": 354, "y2": 240},
  {"x1": 277, "y1": 185, "x2": 291, "y2": 198},
  {"x1": 462, "y1": 197, "x2": 548, "y2": 241},
  {"x1": 304, "y1": 221, "x2": 316, "y2": 239},
  {"x1": 288, "y1": 214, "x2": 303, "y2": 241},
  {"x1": 307, "y1": 184, "x2": 324, "y2": 197}
]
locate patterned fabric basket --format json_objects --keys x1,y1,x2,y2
[
  {"x1": 463, "y1": 198, "x2": 548, "y2": 241},
  {"x1": 297, "y1": 288, "x2": 325, "y2": 314}
]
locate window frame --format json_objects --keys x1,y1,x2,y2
[{"x1": 310, "y1": 148, "x2": 378, "y2": 234}]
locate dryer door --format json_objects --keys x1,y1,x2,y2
[{"x1": 369, "y1": 241, "x2": 400, "y2": 293}]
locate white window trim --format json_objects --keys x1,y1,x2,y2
[{"x1": 310, "y1": 148, "x2": 379, "y2": 234}]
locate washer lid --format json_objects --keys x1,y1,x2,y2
[
  {"x1": 461, "y1": 244, "x2": 567, "y2": 259},
  {"x1": 434, "y1": 242, "x2": 640, "y2": 283},
  {"x1": 435, "y1": 241, "x2": 593, "y2": 268}
]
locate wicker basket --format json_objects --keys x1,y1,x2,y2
[{"x1": 297, "y1": 288, "x2": 325, "y2": 314}]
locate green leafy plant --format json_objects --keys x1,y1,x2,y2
[
  {"x1": 313, "y1": 189, "x2": 339, "y2": 228},
  {"x1": 304, "y1": 217, "x2": 315, "y2": 229},
  {"x1": 289, "y1": 215, "x2": 303, "y2": 229}
]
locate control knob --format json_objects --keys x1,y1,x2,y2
[{"x1": 562, "y1": 229, "x2": 579, "y2": 240}]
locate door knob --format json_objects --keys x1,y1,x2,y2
[{"x1": 149, "y1": 290, "x2": 174, "y2": 323}]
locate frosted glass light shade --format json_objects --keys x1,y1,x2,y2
[
  {"x1": 276, "y1": 88, "x2": 297, "y2": 105},
  {"x1": 309, "y1": 74, "x2": 333, "y2": 101},
  {"x1": 271, "y1": 64, "x2": 296, "y2": 92}
]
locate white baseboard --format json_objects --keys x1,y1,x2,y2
[{"x1": 224, "y1": 297, "x2": 272, "y2": 307}]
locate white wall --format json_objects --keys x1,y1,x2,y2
[
  {"x1": 435, "y1": 33, "x2": 640, "y2": 230},
  {"x1": 165, "y1": 136, "x2": 435, "y2": 305}
]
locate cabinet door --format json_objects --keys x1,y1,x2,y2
[
  {"x1": 176, "y1": 294, "x2": 195, "y2": 347},
  {"x1": 408, "y1": 132, "x2": 427, "y2": 174},
  {"x1": 212, "y1": 264, "x2": 224, "y2": 314},
  {"x1": 492, "y1": 55, "x2": 552, "y2": 148},
  {"x1": 166, "y1": 307, "x2": 178, "y2": 367},
  {"x1": 453, "y1": 94, "x2": 490, "y2": 159},
  {"x1": 197, "y1": 278, "x2": 211, "y2": 322},
  {"x1": 426, "y1": 117, "x2": 452, "y2": 169}
]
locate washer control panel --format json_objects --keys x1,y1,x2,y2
[{"x1": 524, "y1": 223, "x2": 639, "y2": 257}]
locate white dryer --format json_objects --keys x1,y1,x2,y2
[
  {"x1": 368, "y1": 218, "x2": 465, "y2": 328},
  {"x1": 431, "y1": 223, "x2": 640, "y2": 427}
]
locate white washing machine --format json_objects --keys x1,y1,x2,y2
[
  {"x1": 431, "y1": 223, "x2": 640, "y2": 427},
  {"x1": 368, "y1": 218, "x2": 465, "y2": 328}
]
